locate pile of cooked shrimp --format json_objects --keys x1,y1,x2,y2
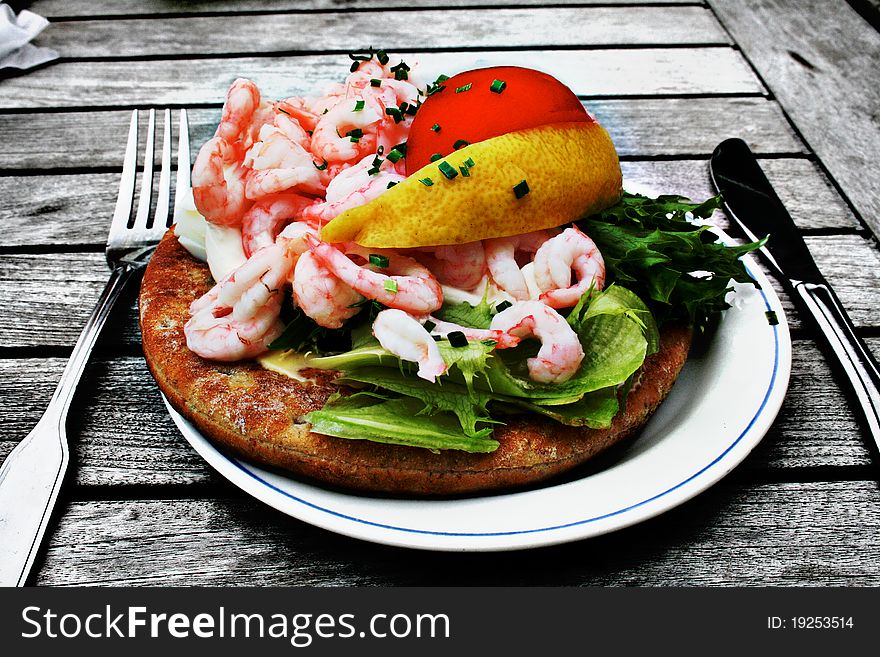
[{"x1": 184, "y1": 58, "x2": 606, "y2": 385}]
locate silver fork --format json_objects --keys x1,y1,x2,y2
[{"x1": 0, "y1": 108, "x2": 191, "y2": 586}]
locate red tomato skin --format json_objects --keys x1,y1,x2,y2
[{"x1": 406, "y1": 66, "x2": 591, "y2": 174}]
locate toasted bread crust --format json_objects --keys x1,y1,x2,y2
[{"x1": 139, "y1": 230, "x2": 692, "y2": 495}]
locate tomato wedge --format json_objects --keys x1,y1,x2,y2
[{"x1": 406, "y1": 66, "x2": 591, "y2": 174}]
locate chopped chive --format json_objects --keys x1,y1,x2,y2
[
  {"x1": 386, "y1": 181, "x2": 398, "y2": 189},
  {"x1": 349, "y1": 136, "x2": 361, "y2": 143},
  {"x1": 426, "y1": 83, "x2": 446, "y2": 96},
  {"x1": 370, "y1": 78, "x2": 382, "y2": 87},
  {"x1": 372, "y1": 156, "x2": 383, "y2": 168},
  {"x1": 385, "y1": 107, "x2": 403, "y2": 123},
  {"x1": 435, "y1": 74, "x2": 450, "y2": 83},
  {"x1": 350, "y1": 61, "x2": 360, "y2": 73},
  {"x1": 460, "y1": 166, "x2": 470, "y2": 177},
  {"x1": 384, "y1": 279, "x2": 399, "y2": 294},
  {"x1": 377, "y1": 145, "x2": 385, "y2": 155},
  {"x1": 423, "y1": 319, "x2": 436, "y2": 333},
  {"x1": 386, "y1": 148, "x2": 404, "y2": 163},
  {"x1": 463, "y1": 157, "x2": 475, "y2": 168},
  {"x1": 369, "y1": 254, "x2": 390, "y2": 268},
  {"x1": 513, "y1": 179, "x2": 530, "y2": 199},
  {"x1": 455, "y1": 83, "x2": 473, "y2": 93},
  {"x1": 766, "y1": 310, "x2": 779, "y2": 326},
  {"x1": 419, "y1": 177, "x2": 434, "y2": 186},
  {"x1": 348, "y1": 49, "x2": 375, "y2": 62},
  {"x1": 313, "y1": 159, "x2": 328, "y2": 171},
  {"x1": 495, "y1": 300, "x2": 513, "y2": 313},
  {"x1": 307, "y1": 130, "x2": 313, "y2": 136},
  {"x1": 438, "y1": 161, "x2": 458, "y2": 179},
  {"x1": 430, "y1": 123, "x2": 441, "y2": 132},
  {"x1": 377, "y1": 50, "x2": 390, "y2": 65},
  {"x1": 490, "y1": 79, "x2": 507, "y2": 94},
  {"x1": 453, "y1": 139, "x2": 470, "y2": 150},
  {"x1": 367, "y1": 166, "x2": 380, "y2": 175},
  {"x1": 398, "y1": 102, "x2": 409, "y2": 115},
  {"x1": 447, "y1": 331, "x2": 468, "y2": 348},
  {"x1": 322, "y1": 108, "x2": 329, "y2": 115},
  {"x1": 432, "y1": 335, "x2": 443, "y2": 341},
  {"x1": 404, "y1": 102, "x2": 418, "y2": 116},
  {"x1": 345, "y1": 128, "x2": 364, "y2": 139},
  {"x1": 393, "y1": 141, "x2": 407, "y2": 155},
  {"x1": 353, "y1": 99, "x2": 365, "y2": 112},
  {"x1": 430, "y1": 152, "x2": 443, "y2": 162},
  {"x1": 390, "y1": 61, "x2": 410, "y2": 80}
]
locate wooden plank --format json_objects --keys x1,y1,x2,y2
[
  {"x1": 35, "y1": 8, "x2": 729, "y2": 59},
  {"x1": 0, "y1": 357, "x2": 212, "y2": 486},
  {"x1": 30, "y1": 0, "x2": 694, "y2": 18},
  {"x1": 0, "y1": 48, "x2": 763, "y2": 110},
  {"x1": 0, "y1": 97, "x2": 802, "y2": 172},
  {"x1": 34, "y1": 480, "x2": 880, "y2": 585},
  {"x1": 0, "y1": 338, "x2": 875, "y2": 488},
  {"x1": 0, "y1": 252, "x2": 141, "y2": 348},
  {"x1": 710, "y1": 0, "x2": 880, "y2": 237}
]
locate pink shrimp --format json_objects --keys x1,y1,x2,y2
[
  {"x1": 306, "y1": 236, "x2": 443, "y2": 315},
  {"x1": 276, "y1": 220, "x2": 320, "y2": 258},
  {"x1": 241, "y1": 192, "x2": 318, "y2": 258},
  {"x1": 302, "y1": 154, "x2": 404, "y2": 225},
  {"x1": 309, "y1": 99, "x2": 382, "y2": 165},
  {"x1": 185, "y1": 243, "x2": 294, "y2": 361},
  {"x1": 191, "y1": 136, "x2": 252, "y2": 226},
  {"x1": 276, "y1": 96, "x2": 321, "y2": 132},
  {"x1": 424, "y1": 317, "x2": 521, "y2": 349},
  {"x1": 412, "y1": 241, "x2": 487, "y2": 290},
  {"x1": 484, "y1": 230, "x2": 555, "y2": 300},
  {"x1": 489, "y1": 301, "x2": 584, "y2": 384},
  {"x1": 373, "y1": 309, "x2": 447, "y2": 383},
  {"x1": 533, "y1": 226, "x2": 605, "y2": 308},
  {"x1": 243, "y1": 119, "x2": 327, "y2": 199},
  {"x1": 217, "y1": 78, "x2": 261, "y2": 143},
  {"x1": 291, "y1": 250, "x2": 363, "y2": 329}
]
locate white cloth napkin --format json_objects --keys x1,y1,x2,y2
[{"x1": 0, "y1": 3, "x2": 58, "y2": 70}]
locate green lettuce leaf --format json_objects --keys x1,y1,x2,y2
[
  {"x1": 304, "y1": 393, "x2": 498, "y2": 453},
  {"x1": 477, "y1": 285, "x2": 654, "y2": 402},
  {"x1": 507, "y1": 386, "x2": 619, "y2": 428},
  {"x1": 337, "y1": 366, "x2": 496, "y2": 438},
  {"x1": 434, "y1": 294, "x2": 494, "y2": 329}
]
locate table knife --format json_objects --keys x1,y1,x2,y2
[{"x1": 710, "y1": 137, "x2": 880, "y2": 461}]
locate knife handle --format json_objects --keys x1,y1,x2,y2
[{"x1": 795, "y1": 281, "x2": 880, "y2": 456}]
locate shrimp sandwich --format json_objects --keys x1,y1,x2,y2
[{"x1": 141, "y1": 54, "x2": 759, "y2": 494}]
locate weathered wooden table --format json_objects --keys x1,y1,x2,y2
[{"x1": 2, "y1": 0, "x2": 879, "y2": 585}]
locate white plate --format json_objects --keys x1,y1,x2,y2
[{"x1": 163, "y1": 227, "x2": 791, "y2": 552}]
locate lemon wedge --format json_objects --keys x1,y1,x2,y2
[{"x1": 320, "y1": 121, "x2": 621, "y2": 247}]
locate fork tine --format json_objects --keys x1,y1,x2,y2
[
  {"x1": 134, "y1": 108, "x2": 156, "y2": 228},
  {"x1": 173, "y1": 108, "x2": 191, "y2": 224},
  {"x1": 110, "y1": 109, "x2": 138, "y2": 231},
  {"x1": 153, "y1": 109, "x2": 172, "y2": 229}
]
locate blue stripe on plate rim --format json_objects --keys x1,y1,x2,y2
[{"x1": 222, "y1": 260, "x2": 781, "y2": 538}]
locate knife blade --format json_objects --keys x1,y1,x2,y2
[{"x1": 710, "y1": 137, "x2": 880, "y2": 462}]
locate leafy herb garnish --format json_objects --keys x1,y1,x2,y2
[{"x1": 579, "y1": 192, "x2": 763, "y2": 331}]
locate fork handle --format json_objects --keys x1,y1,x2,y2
[
  {"x1": 48, "y1": 263, "x2": 137, "y2": 419},
  {"x1": 0, "y1": 262, "x2": 137, "y2": 586}
]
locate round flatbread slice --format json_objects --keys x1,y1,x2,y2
[{"x1": 139, "y1": 230, "x2": 692, "y2": 495}]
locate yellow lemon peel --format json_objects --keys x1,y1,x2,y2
[{"x1": 320, "y1": 121, "x2": 622, "y2": 247}]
